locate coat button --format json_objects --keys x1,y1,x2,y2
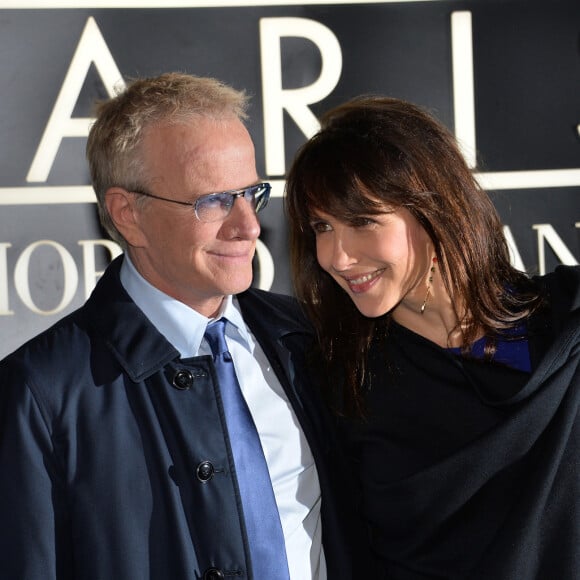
[
  {"x1": 203, "y1": 568, "x2": 225, "y2": 580},
  {"x1": 172, "y1": 369, "x2": 193, "y2": 390},
  {"x1": 196, "y1": 461, "x2": 215, "y2": 482}
]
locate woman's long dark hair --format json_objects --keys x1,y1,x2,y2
[{"x1": 285, "y1": 96, "x2": 542, "y2": 416}]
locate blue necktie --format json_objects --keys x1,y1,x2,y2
[{"x1": 204, "y1": 318, "x2": 290, "y2": 579}]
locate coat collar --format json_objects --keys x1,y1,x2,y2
[{"x1": 84, "y1": 255, "x2": 180, "y2": 382}]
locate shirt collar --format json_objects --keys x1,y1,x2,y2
[
  {"x1": 120, "y1": 254, "x2": 252, "y2": 358},
  {"x1": 219, "y1": 296, "x2": 255, "y2": 354}
]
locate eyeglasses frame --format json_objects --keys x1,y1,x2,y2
[{"x1": 128, "y1": 182, "x2": 271, "y2": 223}]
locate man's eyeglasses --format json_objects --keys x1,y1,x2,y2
[{"x1": 130, "y1": 182, "x2": 271, "y2": 223}]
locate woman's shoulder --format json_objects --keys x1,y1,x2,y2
[
  {"x1": 533, "y1": 265, "x2": 580, "y2": 315},
  {"x1": 527, "y1": 265, "x2": 580, "y2": 362}
]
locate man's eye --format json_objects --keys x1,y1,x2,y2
[{"x1": 201, "y1": 194, "x2": 227, "y2": 208}]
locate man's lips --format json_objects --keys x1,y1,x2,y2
[{"x1": 209, "y1": 246, "x2": 255, "y2": 260}]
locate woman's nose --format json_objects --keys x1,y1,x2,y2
[{"x1": 318, "y1": 230, "x2": 357, "y2": 272}]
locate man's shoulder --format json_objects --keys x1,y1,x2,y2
[
  {"x1": 237, "y1": 288, "x2": 312, "y2": 336},
  {"x1": 1, "y1": 258, "x2": 127, "y2": 380},
  {"x1": 240, "y1": 287, "x2": 298, "y2": 310},
  {"x1": 0, "y1": 306, "x2": 90, "y2": 377}
]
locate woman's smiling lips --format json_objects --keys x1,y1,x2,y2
[{"x1": 341, "y1": 268, "x2": 386, "y2": 293}]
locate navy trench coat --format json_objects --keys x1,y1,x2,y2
[{"x1": 0, "y1": 256, "x2": 369, "y2": 580}]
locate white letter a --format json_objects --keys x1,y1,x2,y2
[{"x1": 27, "y1": 17, "x2": 125, "y2": 183}]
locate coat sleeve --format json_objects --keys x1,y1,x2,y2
[{"x1": 0, "y1": 360, "x2": 66, "y2": 580}]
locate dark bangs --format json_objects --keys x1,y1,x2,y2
[{"x1": 287, "y1": 128, "x2": 412, "y2": 227}]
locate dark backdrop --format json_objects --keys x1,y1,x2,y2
[{"x1": 0, "y1": 0, "x2": 578, "y2": 357}]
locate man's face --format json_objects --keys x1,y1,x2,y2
[{"x1": 127, "y1": 116, "x2": 261, "y2": 317}]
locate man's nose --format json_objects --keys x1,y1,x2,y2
[{"x1": 224, "y1": 194, "x2": 261, "y2": 239}]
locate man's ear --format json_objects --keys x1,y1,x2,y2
[{"x1": 105, "y1": 187, "x2": 147, "y2": 248}]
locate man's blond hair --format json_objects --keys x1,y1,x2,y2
[{"x1": 86, "y1": 72, "x2": 249, "y2": 246}]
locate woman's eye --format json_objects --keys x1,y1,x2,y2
[
  {"x1": 351, "y1": 217, "x2": 376, "y2": 227},
  {"x1": 309, "y1": 221, "x2": 331, "y2": 234}
]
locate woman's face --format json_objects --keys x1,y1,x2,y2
[{"x1": 309, "y1": 204, "x2": 434, "y2": 318}]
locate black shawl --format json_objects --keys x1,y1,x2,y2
[{"x1": 344, "y1": 266, "x2": 580, "y2": 579}]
